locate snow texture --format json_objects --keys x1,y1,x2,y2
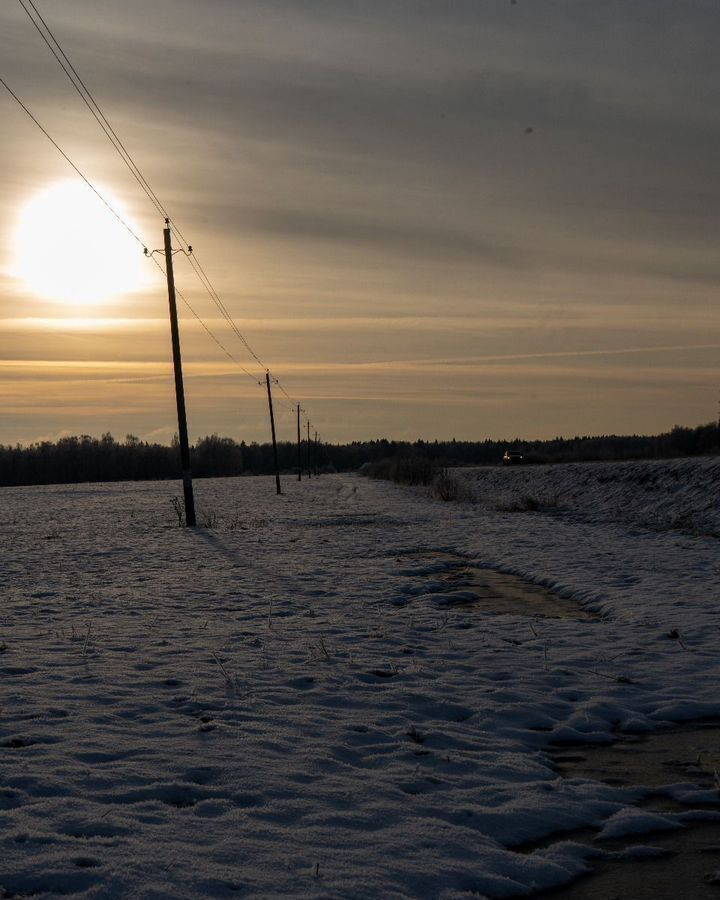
[{"x1": 1, "y1": 459, "x2": 719, "y2": 897}]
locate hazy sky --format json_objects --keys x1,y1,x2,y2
[{"x1": 1, "y1": 1, "x2": 719, "y2": 445}]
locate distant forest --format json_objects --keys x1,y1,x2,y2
[{"x1": 0, "y1": 421, "x2": 718, "y2": 487}]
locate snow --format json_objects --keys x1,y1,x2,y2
[
  {"x1": 594, "y1": 808, "x2": 679, "y2": 841},
  {"x1": 1, "y1": 458, "x2": 720, "y2": 897}
]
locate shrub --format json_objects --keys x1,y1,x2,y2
[
  {"x1": 495, "y1": 493, "x2": 558, "y2": 512},
  {"x1": 170, "y1": 496, "x2": 184, "y2": 526},
  {"x1": 432, "y1": 469, "x2": 461, "y2": 501},
  {"x1": 197, "y1": 508, "x2": 218, "y2": 528},
  {"x1": 360, "y1": 456, "x2": 439, "y2": 486}
]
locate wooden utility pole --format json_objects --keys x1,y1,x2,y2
[
  {"x1": 296, "y1": 404, "x2": 302, "y2": 482},
  {"x1": 306, "y1": 420, "x2": 312, "y2": 478},
  {"x1": 265, "y1": 372, "x2": 281, "y2": 495},
  {"x1": 163, "y1": 220, "x2": 196, "y2": 527},
  {"x1": 314, "y1": 430, "x2": 319, "y2": 476}
]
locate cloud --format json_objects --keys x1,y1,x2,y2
[
  {"x1": 3, "y1": 1, "x2": 720, "y2": 441},
  {"x1": 242, "y1": 206, "x2": 519, "y2": 265}
]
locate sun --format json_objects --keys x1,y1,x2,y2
[{"x1": 12, "y1": 180, "x2": 149, "y2": 306}]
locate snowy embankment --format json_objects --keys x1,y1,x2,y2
[
  {"x1": 458, "y1": 455, "x2": 720, "y2": 536},
  {"x1": 1, "y1": 461, "x2": 719, "y2": 898}
]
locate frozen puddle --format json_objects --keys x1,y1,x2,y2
[
  {"x1": 549, "y1": 721, "x2": 720, "y2": 790},
  {"x1": 535, "y1": 820, "x2": 720, "y2": 899},
  {"x1": 395, "y1": 551, "x2": 597, "y2": 620},
  {"x1": 535, "y1": 724, "x2": 720, "y2": 898}
]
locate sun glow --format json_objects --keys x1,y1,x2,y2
[{"x1": 12, "y1": 181, "x2": 149, "y2": 306}]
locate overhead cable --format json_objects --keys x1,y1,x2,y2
[
  {"x1": 17, "y1": 0, "x2": 169, "y2": 222},
  {"x1": 186, "y1": 255, "x2": 266, "y2": 370},
  {"x1": 18, "y1": 0, "x2": 271, "y2": 377},
  {"x1": 148, "y1": 257, "x2": 260, "y2": 383},
  {"x1": 0, "y1": 74, "x2": 261, "y2": 389},
  {"x1": 0, "y1": 74, "x2": 146, "y2": 248}
]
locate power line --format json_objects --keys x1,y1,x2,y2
[
  {"x1": 147, "y1": 257, "x2": 261, "y2": 384},
  {"x1": 11, "y1": 5, "x2": 310, "y2": 426},
  {"x1": 0, "y1": 74, "x2": 146, "y2": 249},
  {"x1": 186, "y1": 254, "x2": 266, "y2": 370},
  {"x1": 19, "y1": 0, "x2": 273, "y2": 379},
  {"x1": 0, "y1": 74, "x2": 262, "y2": 391},
  {"x1": 17, "y1": 0, "x2": 168, "y2": 222},
  {"x1": 276, "y1": 379, "x2": 296, "y2": 410}
]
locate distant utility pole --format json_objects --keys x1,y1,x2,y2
[
  {"x1": 314, "y1": 430, "x2": 319, "y2": 476},
  {"x1": 296, "y1": 404, "x2": 302, "y2": 482},
  {"x1": 306, "y1": 420, "x2": 312, "y2": 478},
  {"x1": 162, "y1": 220, "x2": 196, "y2": 527},
  {"x1": 265, "y1": 371, "x2": 281, "y2": 495}
]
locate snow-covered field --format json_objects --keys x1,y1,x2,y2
[{"x1": 2, "y1": 459, "x2": 720, "y2": 898}]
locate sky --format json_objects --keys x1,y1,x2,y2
[{"x1": 1, "y1": 0, "x2": 719, "y2": 446}]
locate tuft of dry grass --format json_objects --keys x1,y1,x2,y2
[
  {"x1": 197, "y1": 508, "x2": 218, "y2": 529},
  {"x1": 495, "y1": 493, "x2": 559, "y2": 513}
]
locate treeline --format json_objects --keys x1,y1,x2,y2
[
  {"x1": 0, "y1": 422, "x2": 718, "y2": 487},
  {"x1": 0, "y1": 433, "x2": 309, "y2": 487},
  {"x1": 325, "y1": 422, "x2": 720, "y2": 470}
]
